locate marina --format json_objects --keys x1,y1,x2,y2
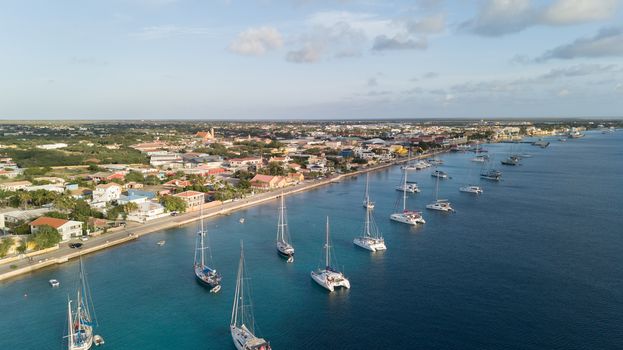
[{"x1": 1, "y1": 132, "x2": 622, "y2": 349}]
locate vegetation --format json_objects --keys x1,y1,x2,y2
[
  {"x1": 161, "y1": 196, "x2": 187, "y2": 213},
  {"x1": 0, "y1": 237, "x2": 13, "y2": 258},
  {"x1": 29, "y1": 225, "x2": 62, "y2": 249}
]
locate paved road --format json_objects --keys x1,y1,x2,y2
[{"x1": 0, "y1": 154, "x2": 434, "y2": 281}]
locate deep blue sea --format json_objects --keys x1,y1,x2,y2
[{"x1": 1, "y1": 131, "x2": 622, "y2": 350}]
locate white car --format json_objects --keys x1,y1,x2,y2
[{"x1": 80, "y1": 236, "x2": 89, "y2": 241}]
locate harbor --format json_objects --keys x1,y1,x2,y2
[{"x1": 0, "y1": 131, "x2": 621, "y2": 349}]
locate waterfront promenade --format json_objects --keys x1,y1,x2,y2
[{"x1": 0, "y1": 151, "x2": 438, "y2": 282}]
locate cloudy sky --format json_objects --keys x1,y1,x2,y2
[{"x1": 1, "y1": 0, "x2": 623, "y2": 119}]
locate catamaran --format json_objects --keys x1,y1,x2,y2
[
  {"x1": 401, "y1": 149, "x2": 418, "y2": 171},
  {"x1": 311, "y1": 217, "x2": 351, "y2": 292},
  {"x1": 275, "y1": 193, "x2": 294, "y2": 262},
  {"x1": 459, "y1": 185, "x2": 483, "y2": 194},
  {"x1": 431, "y1": 170, "x2": 448, "y2": 179},
  {"x1": 362, "y1": 173, "x2": 375, "y2": 209},
  {"x1": 427, "y1": 170, "x2": 454, "y2": 212},
  {"x1": 230, "y1": 242, "x2": 272, "y2": 350},
  {"x1": 66, "y1": 259, "x2": 102, "y2": 350},
  {"x1": 354, "y1": 205, "x2": 386, "y2": 252},
  {"x1": 390, "y1": 168, "x2": 425, "y2": 225},
  {"x1": 396, "y1": 181, "x2": 420, "y2": 193},
  {"x1": 194, "y1": 206, "x2": 222, "y2": 293}
]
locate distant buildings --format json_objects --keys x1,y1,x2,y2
[
  {"x1": 250, "y1": 175, "x2": 287, "y2": 189},
  {"x1": 36, "y1": 143, "x2": 68, "y2": 150},
  {"x1": 0, "y1": 181, "x2": 32, "y2": 191}
]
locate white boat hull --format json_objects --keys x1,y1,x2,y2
[
  {"x1": 231, "y1": 325, "x2": 271, "y2": 350},
  {"x1": 460, "y1": 186, "x2": 483, "y2": 194},
  {"x1": 353, "y1": 237, "x2": 386, "y2": 252},
  {"x1": 69, "y1": 327, "x2": 93, "y2": 350},
  {"x1": 311, "y1": 270, "x2": 350, "y2": 292},
  {"x1": 390, "y1": 212, "x2": 425, "y2": 225},
  {"x1": 426, "y1": 203, "x2": 454, "y2": 212}
]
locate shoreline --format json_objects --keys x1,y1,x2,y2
[{"x1": 0, "y1": 150, "x2": 442, "y2": 283}]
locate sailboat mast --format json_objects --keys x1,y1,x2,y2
[
  {"x1": 67, "y1": 299, "x2": 74, "y2": 349},
  {"x1": 365, "y1": 207, "x2": 371, "y2": 237},
  {"x1": 200, "y1": 206, "x2": 205, "y2": 267},
  {"x1": 231, "y1": 242, "x2": 243, "y2": 326},
  {"x1": 402, "y1": 169, "x2": 407, "y2": 211},
  {"x1": 325, "y1": 217, "x2": 330, "y2": 269},
  {"x1": 435, "y1": 172, "x2": 439, "y2": 201},
  {"x1": 365, "y1": 173, "x2": 370, "y2": 203}
]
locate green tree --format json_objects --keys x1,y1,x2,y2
[
  {"x1": 124, "y1": 171, "x2": 145, "y2": 183},
  {"x1": 0, "y1": 237, "x2": 14, "y2": 258},
  {"x1": 144, "y1": 175, "x2": 160, "y2": 185},
  {"x1": 161, "y1": 196, "x2": 187, "y2": 213},
  {"x1": 14, "y1": 222, "x2": 31, "y2": 235},
  {"x1": 30, "y1": 225, "x2": 62, "y2": 249}
]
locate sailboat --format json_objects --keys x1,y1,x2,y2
[
  {"x1": 401, "y1": 149, "x2": 417, "y2": 171},
  {"x1": 362, "y1": 173, "x2": 375, "y2": 209},
  {"x1": 230, "y1": 242, "x2": 272, "y2": 350},
  {"x1": 311, "y1": 217, "x2": 351, "y2": 292},
  {"x1": 471, "y1": 142, "x2": 489, "y2": 162},
  {"x1": 66, "y1": 259, "x2": 101, "y2": 350},
  {"x1": 480, "y1": 156, "x2": 502, "y2": 181},
  {"x1": 426, "y1": 171, "x2": 454, "y2": 212},
  {"x1": 390, "y1": 168, "x2": 426, "y2": 225},
  {"x1": 460, "y1": 156, "x2": 483, "y2": 195},
  {"x1": 395, "y1": 168, "x2": 420, "y2": 193},
  {"x1": 194, "y1": 205, "x2": 222, "y2": 293},
  {"x1": 353, "y1": 204, "x2": 386, "y2": 252},
  {"x1": 275, "y1": 193, "x2": 294, "y2": 262}
]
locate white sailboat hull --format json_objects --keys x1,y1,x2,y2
[
  {"x1": 362, "y1": 201, "x2": 375, "y2": 209},
  {"x1": 426, "y1": 203, "x2": 454, "y2": 212},
  {"x1": 311, "y1": 269, "x2": 350, "y2": 292},
  {"x1": 460, "y1": 186, "x2": 483, "y2": 194},
  {"x1": 69, "y1": 327, "x2": 93, "y2": 350},
  {"x1": 390, "y1": 212, "x2": 425, "y2": 225},
  {"x1": 353, "y1": 237, "x2": 386, "y2": 252},
  {"x1": 231, "y1": 325, "x2": 271, "y2": 350}
]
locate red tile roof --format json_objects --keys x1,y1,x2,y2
[{"x1": 30, "y1": 216, "x2": 69, "y2": 229}]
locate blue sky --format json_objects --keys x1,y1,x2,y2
[{"x1": 1, "y1": 0, "x2": 622, "y2": 119}]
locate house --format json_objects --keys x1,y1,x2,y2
[
  {"x1": 105, "y1": 173, "x2": 126, "y2": 182},
  {"x1": 0, "y1": 181, "x2": 32, "y2": 191},
  {"x1": 164, "y1": 179, "x2": 192, "y2": 188},
  {"x1": 173, "y1": 191, "x2": 205, "y2": 212},
  {"x1": 24, "y1": 184, "x2": 65, "y2": 193},
  {"x1": 195, "y1": 128, "x2": 216, "y2": 142},
  {"x1": 227, "y1": 157, "x2": 263, "y2": 169},
  {"x1": 33, "y1": 177, "x2": 66, "y2": 185},
  {"x1": 250, "y1": 175, "x2": 287, "y2": 189},
  {"x1": 0, "y1": 208, "x2": 51, "y2": 232},
  {"x1": 127, "y1": 202, "x2": 167, "y2": 222},
  {"x1": 150, "y1": 153, "x2": 183, "y2": 168},
  {"x1": 288, "y1": 163, "x2": 302, "y2": 172},
  {"x1": 127, "y1": 190, "x2": 157, "y2": 200},
  {"x1": 0, "y1": 169, "x2": 21, "y2": 178},
  {"x1": 30, "y1": 216, "x2": 84, "y2": 241},
  {"x1": 36, "y1": 143, "x2": 68, "y2": 150},
  {"x1": 117, "y1": 194, "x2": 149, "y2": 205},
  {"x1": 92, "y1": 183, "x2": 122, "y2": 203},
  {"x1": 287, "y1": 173, "x2": 305, "y2": 183}
]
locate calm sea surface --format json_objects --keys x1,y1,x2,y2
[{"x1": 1, "y1": 131, "x2": 622, "y2": 350}]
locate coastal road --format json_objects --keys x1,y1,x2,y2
[{"x1": 0, "y1": 153, "x2": 436, "y2": 282}]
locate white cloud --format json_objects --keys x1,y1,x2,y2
[
  {"x1": 557, "y1": 88, "x2": 571, "y2": 96},
  {"x1": 229, "y1": 26, "x2": 283, "y2": 56},
  {"x1": 540, "y1": 0, "x2": 620, "y2": 24},
  {"x1": 406, "y1": 14, "x2": 446, "y2": 34},
  {"x1": 462, "y1": 0, "x2": 622, "y2": 36},
  {"x1": 286, "y1": 20, "x2": 367, "y2": 63},
  {"x1": 286, "y1": 44, "x2": 323, "y2": 63},
  {"x1": 372, "y1": 34, "x2": 427, "y2": 51},
  {"x1": 538, "y1": 27, "x2": 623, "y2": 60}
]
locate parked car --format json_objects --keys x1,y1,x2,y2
[
  {"x1": 69, "y1": 243, "x2": 83, "y2": 249},
  {"x1": 80, "y1": 236, "x2": 89, "y2": 241}
]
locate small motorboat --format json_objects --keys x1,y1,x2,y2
[
  {"x1": 239, "y1": 218, "x2": 245, "y2": 224},
  {"x1": 156, "y1": 240, "x2": 166, "y2": 246},
  {"x1": 94, "y1": 335, "x2": 105, "y2": 346},
  {"x1": 49, "y1": 279, "x2": 60, "y2": 287},
  {"x1": 210, "y1": 285, "x2": 221, "y2": 293}
]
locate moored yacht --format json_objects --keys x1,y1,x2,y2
[
  {"x1": 427, "y1": 172, "x2": 454, "y2": 212},
  {"x1": 501, "y1": 156, "x2": 520, "y2": 166},
  {"x1": 431, "y1": 170, "x2": 448, "y2": 179},
  {"x1": 471, "y1": 154, "x2": 489, "y2": 163},
  {"x1": 66, "y1": 259, "x2": 100, "y2": 350},
  {"x1": 396, "y1": 182, "x2": 420, "y2": 193},
  {"x1": 390, "y1": 168, "x2": 425, "y2": 225},
  {"x1": 362, "y1": 173, "x2": 375, "y2": 209},
  {"x1": 311, "y1": 217, "x2": 351, "y2": 292},
  {"x1": 480, "y1": 169, "x2": 502, "y2": 181},
  {"x1": 275, "y1": 193, "x2": 294, "y2": 262},
  {"x1": 231, "y1": 242, "x2": 272, "y2": 350},
  {"x1": 459, "y1": 185, "x2": 483, "y2": 194},
  {"x1": 194, "y1": 206, "x2": 222, "y2": 292},
  {"x1": 353, "y1": 204, "x2": 386, "y2": 252}
]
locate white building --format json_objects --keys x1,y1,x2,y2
[
  {"x1": 92, "y1": 183, "x2": 122, "y2": 203},
  {"x1": 127, "y1": 202, "x2": 167, "y2": 222},
  {"x1": 36, "y1": 143, "x2": 68, "y2": 150},
  {"x1": 30, "y1": 216, "x2": 84, "y2": 241}
]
